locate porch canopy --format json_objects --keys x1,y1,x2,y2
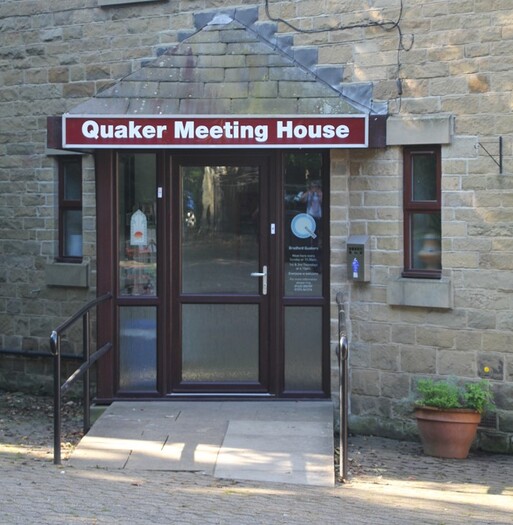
[{"x1": 48, "y1": 7, "x2": 387, "y2": 149}]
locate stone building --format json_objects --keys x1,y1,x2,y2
[{"x1": 0, "y1": 1, "x2": 512, "y2": 452}]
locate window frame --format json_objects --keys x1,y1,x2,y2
[
  {"x1": 58, "y1": 156, "x2": 83, "y2": 262},
  {"x1": 402, "y1": 145, "x2": 442, "y2": 279}
]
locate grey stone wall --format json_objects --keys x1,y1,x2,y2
[{"x1": 0, "y1": 1, "x2": 512, "y2": 451}]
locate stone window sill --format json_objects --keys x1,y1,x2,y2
[
  {"x1": 387, "y1": 277, "x2": 452, "y2": 309},
  {"x1": 46, "y1": 262, "x2": 89, "y2": 288}
]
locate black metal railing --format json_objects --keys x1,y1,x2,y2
[
  {"x1": 336, "y1": 292, "x2": 349, "y2": 482},
  {"x1": 49, "y1": 292, "x2": 112, "y2": 465}
]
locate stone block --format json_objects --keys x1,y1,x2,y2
[
  {"x1": 357, "y1": 323, "x2": 391, "y2": 344},
  {"x1": 381, "y1": 372, "x2": 410, "y2": 399},
  {"x1": 230, "y1": 98, "x2": 298, "y2": 114},
  {"x1": 370, "y1": 345, "x2": 400, "y2": 371},
  {"x1": 204, "y1": 82, "x2": 248, "y2": 99},
  {"x1": 400, "y1": 347, "x2": 437, "y2": 374},
  {"x1": 444, "y1": 252, "x2": 480, "y2": 268},
  {"x1": 62, "y1": 82, "x2": 95, "y2": 98},
  {"x1": 197, "y1": 54, "x2": 245, "y2": 68},
  {"x1": 494, "y1": 383, "x2": 513, "y2": 411},
  {"x1": 478, "y1": 353, "x2": 504, "y2": 380},
  {"x1": 391, "y1": 326, "x2": 416, "y2": 346},
  {"x1": 467, "y1": 309, "x2": 496, "y2": 330},
  {"x1": 438, "y1": 351, "x2": 476, "y2": 376},
  {"x1": 416, "y1": 326, "x2": 456, "y2": 349},
  {"x1": 278, "y1": 80, "x2": 335, "y2": 98},
  {"x1": 351, "y1": 369, "x2": 380, "y2": 396},
  {"x1": 351, "y1": 395, "x2": 392, "y2": 418},
  {"x1": 477, "y1": 430, "x2": 512, "y2": 454},
  {"x1": 249, "y1": 81, "x2": 278, "y2": 98},
  {"x1": 346, "y1": 341, "x2": 370, "y2": 368}
]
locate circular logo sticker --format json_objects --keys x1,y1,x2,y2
[{"x1": 291, "y1": 213, "x2": 317, "y2": 239}]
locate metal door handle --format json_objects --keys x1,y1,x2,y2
[{"x1": 250, "y1": 265, "x2": 268, "y2": 295}]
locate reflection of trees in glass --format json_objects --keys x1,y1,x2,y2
[
  {"x1": 181, "y1": 166, "x2": 260, "y2": 293},
  {"x1": 117, "y1": 154, "x2": 157, "y2": 296},
  {"x1": 183, "y1": 166, "x2": 258, "y2": 235},
  {"x1": 285, "y1": 153, "x2": 323, "y2": 210}
]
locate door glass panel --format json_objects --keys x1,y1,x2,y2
[
  {"x1": 118, "y1": 154, "x2": 157, "y2": 296},
  {"x1": 182, "y1": 304, "x2": 259, "y2": 382},
  {"x1": 284, "y1": 153, "x2": 324, "y2": 297},
  {"x1": 284, "y1": 306, "x2": 322, "y2": 391},
  {"x1": 181, "y1": 165, "x2": 259, "y2": 294},
  {"x1": 119, "y1": 306, "x2": 157, "y2": 392}
]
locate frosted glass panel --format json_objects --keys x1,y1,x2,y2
[
  {"x1": 411, "y1": 213, "x2": 441, "y2": 270},
  {"x1": 284, "y1": 307, "x2": 322, "y2": 391},
  {"x1": 119, "y1": 307, "x2": 157, "y2": 392},
  {"x1": 182, "y1": 304, "x2": 259, "y2": 382},
  {"x1": 63, "y1": 210, "x2": 82, "y2": 257}
]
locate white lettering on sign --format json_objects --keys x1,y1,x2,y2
[
  {"x1": 64, "y1": 115, "x2": 367, "y2": 149},
  {"x1": 81, "y1": 120, "x2": 167, "y2": 140},
  {"x1": 276, "y1": 120, "x2": 350, "y2": 140},
  {"x1": 174, "y1": 120, "x2": 269, "y2": 143}
]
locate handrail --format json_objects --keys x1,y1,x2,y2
[
  {"x1": 50, "y1": 292, "x2": 112, "y2": 465},
  {"x1": 336, "y1": 292, "x2": 349, "y2": 482}
]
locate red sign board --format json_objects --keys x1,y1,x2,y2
[{"x1": 62, "y1": 115, "x2": 368, "y2": 149}]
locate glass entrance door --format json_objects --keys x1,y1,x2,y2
[
  {"x1": 108, "y1": 150, "x2": 329, "y2": 399},
  {"x1": 171, "y1": 156, "x2": 270, "y2": 392}
]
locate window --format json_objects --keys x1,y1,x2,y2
[
  {"x1": 58, "y1": 157, "x2": 82, "y2": 261},
  {"x1": 403, "y1": 146, "x2": 441, "y2": 279}
]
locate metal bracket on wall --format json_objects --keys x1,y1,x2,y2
[{"x1": 478, "y1": 136, "x2": 503, "y2": 174}]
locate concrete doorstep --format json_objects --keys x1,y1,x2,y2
[{"x1": 69, "y1": 401, "x2": 335, "y2": 487}]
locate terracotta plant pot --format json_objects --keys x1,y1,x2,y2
[{"x1": 415, "y1": 407, "x2": 481, "y2": 459}]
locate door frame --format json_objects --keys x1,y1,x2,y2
[
  {"x1": 168, "y1": 152, "x2": 274, "y2": 395},
  {"x1": 95, "y1": 149, "x2": 331, "y2": 401}
]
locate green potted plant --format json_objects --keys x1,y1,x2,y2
[{"x1": 414, "y1": 378, "x2": 495, "y2": 459}]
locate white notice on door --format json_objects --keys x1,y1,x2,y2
[{"x1": 130, "y1": 209, "x2": 148, "y2": 246}]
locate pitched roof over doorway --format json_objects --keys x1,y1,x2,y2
[{"x1": 67, "y1": 7, "x2": 387, "y2": 117}]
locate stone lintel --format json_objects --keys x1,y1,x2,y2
[{"x1": 386, "y1": 114, "x2": 454, "y2": 145}]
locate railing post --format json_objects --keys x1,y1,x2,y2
[
  {"x1": 50, "y1": 292, "x2": 112, "y2": 465},
  {"x1": 83, "y1": 311, "x2": 91, "y2": 433},
  {"x1": 50, "y1": 330, "x2": 62, "y2": 466},
  {"x1": 340, "y1": 335, "x2": 349, "y2": 481},
  {"x1": 336, "y1": 293, "x2": 349, "y2": 482}
]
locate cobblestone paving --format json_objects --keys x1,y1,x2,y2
[{"x1": 1, "y1": 435, "x2": 512, "y2": 525}]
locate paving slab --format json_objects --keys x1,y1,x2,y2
[
  {"x1": 214, "y1": 419, "x2": 334, "y2": 486},
  {"x1": 69, "y1": 401, "x2": 335, "y2": 487}
]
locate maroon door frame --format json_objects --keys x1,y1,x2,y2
[
  {"x1": 95, "y1": 149, "x2": 330, "y2": 402},
  {"x1": 168, "y1": 152, "x2": 273, "y2": 395}
]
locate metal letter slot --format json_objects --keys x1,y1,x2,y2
[{"x1": 250, "y1": 265, "x2": 268, "y2": 295}]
